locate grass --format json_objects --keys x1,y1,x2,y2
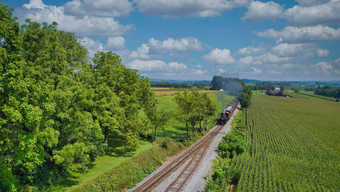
[
  {"x1": 251, "y1": 90, "x2": 262, "y2": 94},
  {"x1": 78, "y1": 139, "x2": 182, "y2": 192},
  {"x1": 49, "y1": 141, "x2": 155, "y2": 192},
  {"x1": 50, "y1": 92, "x2": 233, "y2": 191},
  {"x1": 152, "y1": 89, "x2": 218, "y2": 96},
  {"x1": 227, "y1": 95, "x2": 340, "y2": 191}
]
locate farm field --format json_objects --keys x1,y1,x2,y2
[
  {"x1": 228, "y1": 95, "x2": 340, "y2": 191},
  {"x1": 152, "y1": 89, "x2": 218, "y2": 96},
  {"x1": 292, "y1": 92, "x2": 337, "y2": 101},
  {"x1": 50, "y1": 92, "x2": 233, "y2": 191}
]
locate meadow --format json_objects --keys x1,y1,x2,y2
[
  {"x1": 227, "y1": 95, "x2": 340, "y2": 191},
  {"x1": 50, "y1": 92, "x2": 234, "y2": 191}
]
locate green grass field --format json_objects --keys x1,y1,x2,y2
[
  {"x1": 50, "y1": 92, "x2": 233, "y2": 191},
  {"x1": 227, "y1": 95, "x2": 340, "y2": 191}
]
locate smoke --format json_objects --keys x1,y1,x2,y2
[
  {"x1": 222, "y1": 81, "x2": 243, "y2": 96},
  {"x1": 217, "y1": 92, "x2": 227, "y2": 110}
]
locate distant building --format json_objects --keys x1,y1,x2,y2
[
  {"x1": 219, "y1": 89, "x2": 224, "y2": 92},
  {"x1": 274, "y1": 87, "x2": 280, "y2": 91}
]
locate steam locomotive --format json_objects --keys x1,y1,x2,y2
[{"x1": 216, "y1": 100, "x2": 239, "y2": 125}]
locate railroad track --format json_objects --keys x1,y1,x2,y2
[{"x1": 132, "y1": 124, "x2": 226, "y2": 192}]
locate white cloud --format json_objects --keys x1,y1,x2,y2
[
  {"x1": 237, "y1": 46, "x2": 267, "y2": 56},
  {"x1": 317, "y1": 49, "x2": 329, "y2": 57},
  {"x1": 256, "y1": 25, "x2": 340, "y2": 43},
  {"x1": 256, "y1": 52, "x2": 290, "y2": 64},
  {"x1": 251, "y1": 67, "x2": 262, "y2": 74},
  {"x1": 191, "y1": 69, "x2": 207, "y2": 75},
  {"x1": 242, "y1": 1, "x2": 283, "y2": 22},
  {"x1": 78, "y1": 37, "x2": 104, "y2": 57},
  {"x1": 239, "y1": 56, "x2": 255, "y2": 65},
  {"x1": 284, "y1": 1, "x2": 340, "y2": 26},
  {"x1": 130, "y1": 44, "x2": 151, "y2": 59},
  {"x1": 129, "y1": 60, "x2": 187, "y2": 72},
  {"x1": 295, "y1": 0, "x2": 331, "y2": 7},
  {"x1": 65, "y1": 0, "x2": 133, "y2": 18},
  {"x1": 16, "y1": 0, "x2": 133, "y2": 37},
  {"x1": 148, "y1": 37, "x2": 203, "y2": 52},
  {"x1": 134, "y1": 0, "x2": 250, "y2": 18},
  {"x1": 23, "y1": 0, "x2": 46, "y2": 9},
  {"x1": 204, "y1": 48, "x2": 235, "y2": 64},
  {"x1": 105, "y1": 36, "x2": 125, "y2": 50},
  {"x1": 335, "y1": 57, "x2": 340, "y2": 65},
  {"x1": 316, "y1": 62, "x2": 333, "y2": 75},
  {"x1": 272, "y1": 43, "x2": 329, "y2": 57},
  {"x1": 130, "y1": 37, "x2": 203, "y2": 60},
  {"x1": 217, "y1": 68, "x2": 227, "y2": 74}
]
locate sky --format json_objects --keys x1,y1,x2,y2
[{"x1": 3, "y1": 0, "x2": 340, "y2": 81}]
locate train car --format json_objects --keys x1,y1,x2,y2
[{"x1": 216, "y1": 100, "x2": 239, "y2": 125}]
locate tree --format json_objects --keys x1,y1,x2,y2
[
  {"x1": 174, "y1": 90, "x2": 193, "y2": 137},
  {"x1": 146, "y1": 104, "x2": 171, "y2": 140},
  {"x1": 238, "y1": 86, "x2": 252, "y2": 108},
  {"x1": 280, "y1": 85, "x2": 284, "y2": 92},
  {"x1": 175, "y1": 91, "x2": 216, "y2": 137}
]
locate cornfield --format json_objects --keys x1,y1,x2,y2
[{"x1": 228, "y1": 95, "x2": 340, "y2": 191}]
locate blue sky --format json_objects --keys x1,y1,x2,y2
[{"x1": 3, "y1": 0, "x2": 340, "y2": 81}]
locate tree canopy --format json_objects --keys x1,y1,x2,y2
[{"x1": 0, "y1": 3, "x2": 154, "y2": 191}]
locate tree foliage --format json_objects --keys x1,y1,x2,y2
[
  {"x1": 0, "y1": 3, "x2": 154, "y2": 191},
  {"x1": 174, "y1": 91, "x2": 216, "y2": 137},
  {"x1": 314, "y1": 85, "x2": 340, "y2": 98},
  {"x1": 238, "y1": 86, "x2": 252, "y2": 108},
  {"x1": 210, "y1": 76, "x2": 244, "y2": 95}
]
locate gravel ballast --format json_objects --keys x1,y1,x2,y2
[{"x1": 128, "y1": 106, "x2": 240, "y2": 192}]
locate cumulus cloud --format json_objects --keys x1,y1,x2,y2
[
  {"x1": 239, "y1": 56, "x2": 255, "y2": 65},
  {"x1": 284, "y1": 1, "x2": 340, "y2": 26},
  {"x1": 272, "y1": 43, "x2": 329, "y2": 57},
  {"x1": 148, "y1": 37, "x2": 203, "y2": 51},
  {"x1": 256, "y1": 25, "x2": 340, "y2": 43},
  {"x1": 335, "y1": 57, "x2": 340, "y2": 65},
  {"x1": 23, "y1": 0, "x2": 46, "y2": 9},
  {"x1": 65, "y1": 0, "x2": 133, "y2": 18},
  {"x1": 316, "y1": 62, "x2": 334, "y2": 75},
  {"x1": 295, "y1": 0, "x2": 331, "y2": 7},
  {"x1": 105, "y1": 36, "x2": 125, "y2": 50},
  {"x1": 242, "y1": 1, "x2": 283, "y2": 22},
  {"x1": 204, "y1": 48, "x2": 235, "y2": 64},
  {"x1": 130, "y1": 37, "x2": 203, "y2": 60},
  {"x1": 134, "y1": 0, "x2": 250, "y2": 18},
  {"x1": 129, "y1": 60, "x2": 187, "y2": 71},
  {"x1": 237, "y1": 46, "x2": 268, "y2": 56},
  {"x1": 251, "y1": 67, "x2": 262, "y2": 74},
  {"x1": 16, "y1": 0, "x2": 133, "y2": 37},
  {"x1": 78, "y1": 37, "x2": 104, "y2": 57}
]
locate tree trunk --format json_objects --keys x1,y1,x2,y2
[
  {"x1": 199, "y1": 121, "x2": 202, "y2": 132},
  {"x1": 104, "y1": 127, "x2": 109, "y2": 144},
  {"x1": 186, "y1": 121, "x2": 188, "y2": 138}
]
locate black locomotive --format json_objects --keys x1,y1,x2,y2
[{"x1": 216, "y1": 100, "x2": 239, "y2": 125}]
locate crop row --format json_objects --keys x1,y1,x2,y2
[{"x1": 226, "y1": 95, "x2": 340, "y2": 191}]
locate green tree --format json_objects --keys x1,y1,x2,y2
[
  {"x1": 174, "y1": 90, "x2": 193, "y2": 137},
  {"x1": 238, "y1": 86, "x2": 252, "y2": 108}
]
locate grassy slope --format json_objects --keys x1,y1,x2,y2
[
  {"x1": 228, "y1": 95, "x2": 340, "y2": 191},
  {"x1": 51, "y1": 92, "x2": 233, "y2": 191}
]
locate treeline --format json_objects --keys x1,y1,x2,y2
[
  {"x1": 174, "y1": 90, "x2": 216, "y2": 137},
  {"x1": 151, "y1": 80, "x2": 209, "y2": 88},
  {"x1": 205, "y1": 110, "x2": 247, "y2": 191},
  {"x1": 210, "y1": 76, "x2": 244, "y2": 95},
  {"x1": 314, "y1": 85, "x2": 340, "y2": 98},
  {"x1": 0, "y1": 4, "x2": 158, "y2": 191},
  {"x1": 238, "y1": 86, "x2": 252, "y2": 108}
]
